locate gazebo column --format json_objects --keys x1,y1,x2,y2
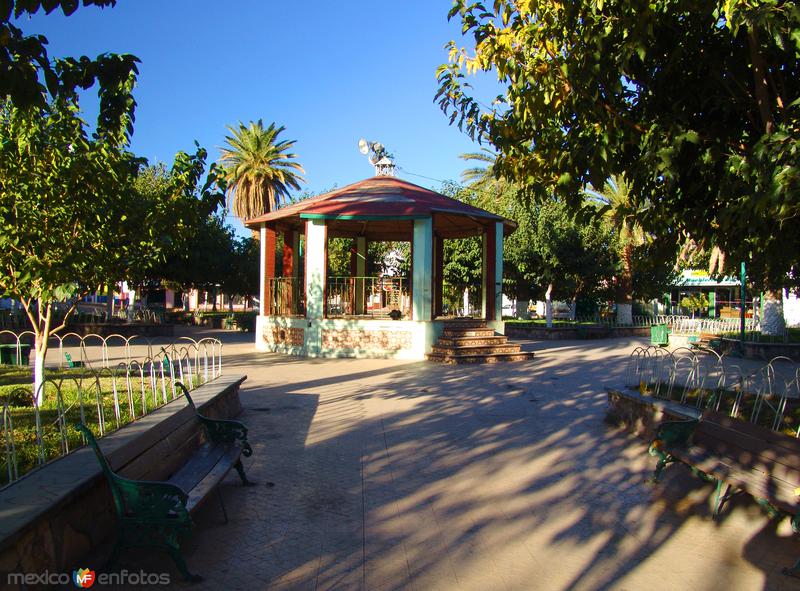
[
  {"x1": 260, "y1": 226, "x2": 277, "y2": 316},
  {"x1": 432, "y1": 233, "x2": 444, "y2": 318},
  {"x1": 350, "y1": 236, "x2": 367, "y2": 315},
  {"x1": 481, "y1": 222, "x2": 503, "y2": 323},
  {"x1": 304, "y1": 219, "x2": 327, "y2": 356},
  {"x1": 282, "y1": 230, "x2": 300, "y2": 313},
  {"x1": 412, "y1": 218, "x2": 433, "y2": 321}
]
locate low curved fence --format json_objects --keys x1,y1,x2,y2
[
  {"x1": 670, "y1": 317, "x2": 760, "y2": 337},
  {"x1": 0, "y1": 335, "x2": 222, "y2": 488},
  {"x1": 626, "y1": 346, "x2": 800, "y2": 437}
]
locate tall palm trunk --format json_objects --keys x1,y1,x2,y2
[{"x1": 615, "y1": 242, "x2": 634, "y2": 325}]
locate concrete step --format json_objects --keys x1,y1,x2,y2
[
  {"x1": 441, "y1": 328, "x2": 496, "y2": 338},
  {"x1": 440, "y1": 320, "x2": 487, "y2": 330},
  {"x1": 427, "y1": 351, "x2": 536, "y2": 364},
  {"x1": 431, "y1": 344, "x2": 522, "y2": 356},
  {"x1": 436, "y1": 336, "x2": 509, "y2": 347}
]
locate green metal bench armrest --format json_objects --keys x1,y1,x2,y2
[
  {"x1": 111, "y1": 476, "x2": 191, "y2": 524},
  {"x1": 197, "y1": 416, "x2": 252, "y2": 457},
  {"x1": 653, "y1": 419, "x2": 698, "y2": 449},
  {"x1": 176, "y1": 382, "x2": 252, "y2": 457},
  {"x1": 75, "y1": 423, "x2": 191, "y2": 525}
]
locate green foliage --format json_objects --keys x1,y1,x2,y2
[
  {"x1": 681, "y1": 293, "x2": 710, "y2": 314},
  {"x1": 328, "y1": 238, "x2": 353, "y2": 277},
  {"x1": 1, "y1": 1, "x2": 138, "y2": 128},
  {"x1": 437, "y1": 0, "x2": 800, "y2": 289},
  {"x1": 160, "y1": 213, "x2": 256, "y2": 299}
]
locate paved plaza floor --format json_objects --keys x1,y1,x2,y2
[{"x1": 99, "y1": 330, "x2": 798, "y2": 590}]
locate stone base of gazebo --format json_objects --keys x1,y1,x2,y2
[{"x1": 256, "y1": 315, "x2": 447, "y2": 359}]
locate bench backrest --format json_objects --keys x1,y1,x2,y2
[
  {"x1": 695, "y1": 410, "x2": 800, "y2": 485},
  {"x1": 74, "y1": 423, "x2": 128, "y2": 517}
]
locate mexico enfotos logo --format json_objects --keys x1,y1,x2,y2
[{"x1": 6, "y1": 568, "x2": 171, "y2": 587}]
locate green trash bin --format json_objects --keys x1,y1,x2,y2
[
  {"x1": 0, "y1": 344, "x2": 30, "y2": 365},
  {"x1": 650, "y1": 324, "x2": 669, "y2": 346}
]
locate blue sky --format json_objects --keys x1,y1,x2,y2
[{"x1": 19, "y1": 1, "x2": 496, "y2": 236}]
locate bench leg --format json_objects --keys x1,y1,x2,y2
[
  {"x1": 713, "y1": 481, "x2": 733, "y2": 517},
  {"x1": 648, "y1": 448, "x2": 676, "y2": 483},
  {"x1": 783, "y1": 558, "x2": 800, "y2": 578},
  {"x1": 234, "y1": 459, "x2": 256, "y2": 486},
  {"x1": 217, "y1": 486, "x2": 228, "y2": 524},
  {"x1": 164, "y1": 530, "x2": 203, "y2": 583}
]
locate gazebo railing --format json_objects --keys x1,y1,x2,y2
[
  {"x1": 326, "y1": 276, "x2": 410, "y2": 319},
  {"x1": 265, "y1": 278, "x2": 305, "y2": 316}
]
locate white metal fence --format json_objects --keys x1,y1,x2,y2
[
  {"x1": 626, "y1": 346, "x2": 800, "y2": 436},
  {"x1": 0, "y1": 334, "x2": 222, "y2": 487}
]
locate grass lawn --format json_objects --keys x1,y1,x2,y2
[{"x1": 0, "y1": 365, "x2": 185, "y2": 487}]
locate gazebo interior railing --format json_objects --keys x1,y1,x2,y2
[{"x1": 265, "y1": 276, "x2": 410, "y2": 319}]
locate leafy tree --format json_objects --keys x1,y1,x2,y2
[
  {"x1": 219, "y1": 120, "x2": 305, "y2": 221},
  {"x1": 450, "y1": 158, "x2": 617, "y2": 322},
  {"x1": 437, "y1": 0, "x2": 800, "y2": 330},
  {"x1": 160, "y1": 213, "x2": 236, "y2": 309},
  {"x1": 0, "y1": 97, "x2": 224, "y2": 402},
  {"x1": 2, "y1": 1, "x2": 139, "y2": 123},
  {"x1": 681, "y1": 293, "x2": 710, "y2": 318},
  {"x1": 442, "y1": 236, "x2": 483, "y2": 315},
  {"x1": 225, "y1": 235, "x2": 260, "y2": 307}
]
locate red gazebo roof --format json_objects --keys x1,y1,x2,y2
[{"x1": 244, "y1": 176, "x2": 516, "y2": 240}]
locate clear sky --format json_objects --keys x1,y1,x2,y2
[{"x1": 18, "y1": 1, "x2": 495, "y2": 236}]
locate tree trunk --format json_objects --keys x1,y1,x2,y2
[
  {"x1": 31, "y1": 299, "x2": 53, "y2": 406},
  {"x1": 463, "y1": 288, "x2": 469, "y2": 317},
  {"x1": 127, "y1": 289, "x2": 137, "y2": 321},
  {"x1": 515, "y1": 283, "x2": 531, "y2": 320},
  {"x1": 228, "y1": 294, "x2": 234, "y2": 312},
  {"x1": 106, "y1": 282, "x2": 114, "y2": 321},
  {"x1": 615, "y1": 242, "x2": 634, "y2": 325},
  {"x1": 515, "y1": 298, "x2": 531, "y2": 320},
  {"x1": 545, "y1": 283, "x2": 554, "y2": 328},
  {"x1": 761, "y1": 289, "x2": 785, "y2": 336},
  {"x1": 33, "y1": 333, "x2": 47, "y2": 406}
]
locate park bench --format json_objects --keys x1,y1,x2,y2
[
  {"x1": 687, "y1": 332, "x2": 721, "y2": 351},
  {"x1": 75, "y1": 382, "x2": 254, "y2": 582},
  {"x1": 648, "y1": 409, "x2": 800, "y2": 577}
]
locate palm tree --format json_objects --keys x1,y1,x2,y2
[
  {"x1": 219, "y1": 120, "x2": 305, "y2": 220},
  {"x1": 584, "y1": 174, "x2": 647, "y2": 325},
  {"x1": 459, "y1": 147, "x2": 506, "y2": 196}
]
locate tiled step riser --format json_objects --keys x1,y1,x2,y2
[
  {"x1": 441, "y1": 321, "x2": 487, "y2": 330},
  {"x1": 427, "y1": 352, "x2": 536, "y2": 364},
  {"x1": 441, "y1": 329, "x2": 496, "y2": 338},
  {"x1": 431, "y1": 345, "x2": 522, "y2": 356},
  {"x1": 437, "y1": 337, "x2": 509, "y2": 347}
]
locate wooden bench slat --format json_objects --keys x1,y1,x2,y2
[
  {"x1": 166, "y1": 442, "x2": 229, "y2": 494},
  {"x1": 179, "y1": 446, "x2": 242, "y2": 513},
  {"x1": 703, "y1": 411, "x2": 800, "y2": 448}
]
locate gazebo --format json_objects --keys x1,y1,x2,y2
[{"x1": 244, "y1": 175, "x2": 516, "y2": 359}]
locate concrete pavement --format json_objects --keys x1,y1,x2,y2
[{"x1": 106, "y1": 330, "x2": 799, "y2": 590}]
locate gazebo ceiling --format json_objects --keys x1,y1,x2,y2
[{"x1": 244, "y1": 176, "x2": 517, "y2": 240}]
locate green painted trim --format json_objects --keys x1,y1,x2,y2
[{"x1": 299, "y1": 213, "x2": 429, "y2": 221}]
